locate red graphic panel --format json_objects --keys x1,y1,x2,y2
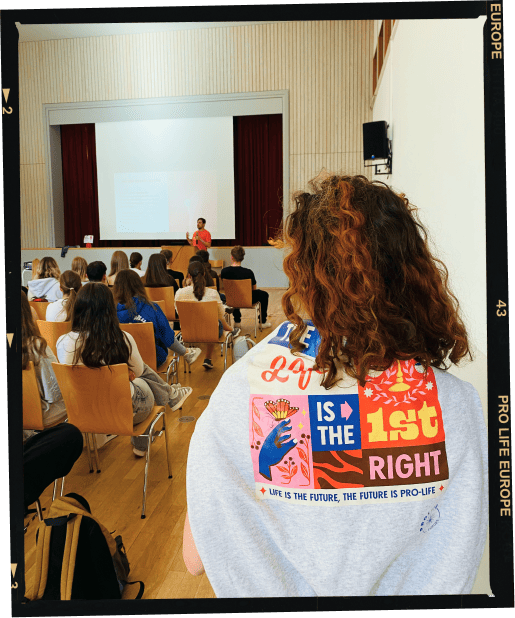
[{"x1": 359, "y1": 361, "x2": 445, "y2": 450}]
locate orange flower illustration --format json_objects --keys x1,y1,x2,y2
[{"x1": 264, "y1": 398, "x2": 299, "y2": 421}]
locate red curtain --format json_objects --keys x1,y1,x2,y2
[
  {"x1": 61, "y1": 115, "x2": 283, "y2": 247},
  {"x1": 229, "y1": 113, "x2": 283, "y2": 247}
]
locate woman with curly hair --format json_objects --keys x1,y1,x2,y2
[
  {"x1": 27, "y1": 256, "x2": 63, "y2": 301},
  {"x1": 183, "y1": 174, "x2": 487, "y2": 597}
]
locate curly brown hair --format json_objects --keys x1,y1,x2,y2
[{"x1": 282, "y1": 174, "x2": 471, "y2": 388}]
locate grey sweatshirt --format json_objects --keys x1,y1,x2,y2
[
  {"x1": 27, "y1": 278, "x2": 63, "y2": 302},
  {"x1": 186, "y1": 321, "x2": 488, "y2": 597}
]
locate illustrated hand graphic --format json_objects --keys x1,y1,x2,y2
[{"x1": 258, "y1": 420, "x2": 296, "y2": 481}]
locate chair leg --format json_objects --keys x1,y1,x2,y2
[
  {"x1": 140, "y1": 411, "x2": 166, "y2": 519},
  {"x1": 85, "y1": 433, "x2": 94, "y2": 473},
  {"x1": 35, "y1": 499, "x2": 43, "y2": 522},
  {"x1": 162, "y1": 410, "x2": 173, "y2": 480},
  {"x1": 91, "y1": 434, "x2": 101, "y2": 473},
  {"x1": 51, "y1": 477, "x2": 65, "y2": 501}
]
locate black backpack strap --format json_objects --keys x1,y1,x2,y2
[
  {"x1": 124, "y1": 580, "x2": 145, "y2": 600},
  {"x1": 44, "y1": 514, "x2": 77, "y2": 527}
]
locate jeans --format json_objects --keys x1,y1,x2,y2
[{"x1": 131, "y1": 363, "x2": 176, "y2": 451}]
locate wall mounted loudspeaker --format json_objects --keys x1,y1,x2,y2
[{"x1": 363, "y1": 121, "x2": 389, "y2": 161}]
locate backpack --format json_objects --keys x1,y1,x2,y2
[{"x1": 26, "y1": 493, "x2": 144, "y2": 601}]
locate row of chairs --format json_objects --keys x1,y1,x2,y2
[
  {"x1": 30, "y1": 278, "x2": 262, "y2": 337},
  {"x1": 23, "y1": 299, "x2": 239, "y2": 519}
]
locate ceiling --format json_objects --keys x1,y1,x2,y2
[{"x1": 16, "y1": 21, "x2": 292, "y2": 42}]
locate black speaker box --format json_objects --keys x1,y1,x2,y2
[{"x1": 363, "y1": 121, "x2": 389, "y2": 160}]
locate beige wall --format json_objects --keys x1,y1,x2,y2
[{"x1": 19, "y1": 20, "x2": 374, "y2": 247}]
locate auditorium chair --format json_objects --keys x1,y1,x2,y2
[
  {"x1": 145, "y1": 286, "x2": 176, "y2": 321},
  {"x1": 23, "y1": 361, "x2": 65, "y2": 510},
  {"x1": 52, "y1": 362, "x2": 171, "y2": 519},
  {"x1": 222, "y1": 278, "x2": 262, "y2": 338},
  {"x1": 119, "y1": 322, "x2": 178, "y2": 384},
  {"x1": 29, "y1": 301, "x2": 48, "y2": 321},
  {"x1": 36, "y1": 320, "x2": 72, "y2": 358},
  {"x1": 175, "y1": 300, "x2": 235, "y2": 373}
]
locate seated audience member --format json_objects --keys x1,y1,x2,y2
[
  {"x1": 71, "y1": 256, "x2": 88, "y2": 284},
  {"x1": 143, "y1": 253, "x2": 178, "y2": 293},
  {"x1": 160, "y1": 249, "x2": 185, "y2": 288},
  {"x1": 22, "y1": 291, "x2": 67, "y2": 434},
  {"x1": 130, "y1": 252, "x2": 146, "y2": 277},
  {"x1": 24, "y1": 423, "x2": 83, "y2": 511},
  {"x1": 197, "y1": 249, "x2": 222, "y2": 293},
  {"x1": 31, "y1": 259, "x2": 40, "y2": 280},
  {"x1": 183, "y1": 174, "x2": 488, "y2": 597},
  {"x1": 27, "y1": 257, "x2": 63, "y2": 302},
  {"x1": 86, "y1": 260, "x2": 108, "y2": 284},
  {"x1": 56, "y1": 283, "x2": 192, "y2": 457},
  {"x1": 221, "y1": 246, "x2": 271, "y2": 329},
  {"x1": 107, "y1": 250, "x2": 130, "y2": 286},
  {"x1": 114, "y1": 269, "x2": 201, "y2": 368},
  {"x1": 184, "y1": 255, "x2": 215, "y2": 288},
  {"x1": 175, "y1": 261, "x2": 239, "y2": 370},
  {"x1": 46, "y1": 270, "x2": 81, "y2": 322}
]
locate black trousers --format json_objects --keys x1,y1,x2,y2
[
  {"x1": 233, "y1": 289, "x2": 269, "y2": 323},
  {"x1": 23, "y1": 423, "x2": 83, "y2": 509}
]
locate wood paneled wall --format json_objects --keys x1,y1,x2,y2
[{"x1": 19, "y1": 20, "x2": 374, "y2": 247}]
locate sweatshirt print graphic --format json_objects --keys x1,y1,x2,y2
[{"x1": 249, "y1": 321, "x2": 449, "y2": 506}]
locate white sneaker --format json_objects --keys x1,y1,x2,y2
[
  {"x1": 169, "y1": 386, "x2": 193, "y2": 411},
  {"x1": 133, "y1": 447, "x2": 146, "y2": 457},
  {"x1": 261, "y1": 321, "x2": 272, "y2": 329},
  {"x1": 183, "y1": 347, "x2": 201, "y2": 365},
  {"x1": 231, "y1": 327, "x2": 241, "y2": 338}
]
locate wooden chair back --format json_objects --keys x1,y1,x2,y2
[
  {"x1": 29, "y1": 301, "x2": 48, "y2": 321},
  {"x1": 153, "y1": 300, "x2": 165, "y2": 314},
  {"x1": 145, "y1": 287, "x2": 175, "y2": 320},
  {"x1": 53, "y1": 363, "x2": 136, "y2": 436},
  {"x1": 175, "y1": 301, "x2": 221, "y2": 343},
  {"x1": 209, "y1": 259, "x2": 224, "y2": 269},
  {"x1": 222, "y1": 279, "x2": 253, "y2": 308},
  {"x1": 23, "y1": 361, "x2": 45, "y2": 431},
  {"x1": 37, "y1": 320, "x2": 72, "y2": 358},
  {"x1": 119, "y1": 322, "x2": 157, "y2": 372}
]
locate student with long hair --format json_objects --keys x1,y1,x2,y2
[
  {"x1": 175, "y1": 261, "x2": 239, "y2": 370},
  {"x1": 143, "y1": 253, "x2": 178, "y2": 293},
  {"x1": 45, "y1": 270, "x2": 81, "y2": 322},
  {"x1": 107, "y1": 250, "x2": 129, "y2": 286},
  {"x1": 27, "y1": 257, "x2": 63, "y2": 301},
  {"x1": 183, "y1": 174, "x2": 488, "y2": 596},
  {"x1": 160, "y1": 249, "x2": 184, "y2": 288},
  {"x1": 130, "y1": 252, "x2": 146, "y2": 277},
  {"x1": 71, "y1": 256, "x2": 88, "y2": 283},
  {"x1": 21, "y1": 291, "x2": 67, "y2": 430},
  {"x1": 56, "y1": 283, "x2": 193, "y2": 456},
  {"x1": 183, "y1": 255, "x2": 215, "y2": 288},
  {"x1": 31, "y1": 258, "x2": 40, "y2": 280},
  {"x1": 114, "y1": 269, "x2": 201, "y2": 367}
]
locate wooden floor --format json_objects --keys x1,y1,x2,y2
[{"x1": 23, "y1": 288, "x2": 287, "y2": 600}]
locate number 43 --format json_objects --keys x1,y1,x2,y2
[{"x1": 497, "y1": 300, "x2": 507, "y2": 317}]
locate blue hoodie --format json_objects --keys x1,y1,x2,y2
[{"x1": 117, "y1": 297, "x2": 175, "y2": 366}]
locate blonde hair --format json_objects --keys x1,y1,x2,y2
[
  {"x1": 31, "y1": 258, "x2": 40, "y2": 280},
  {"x1": 37, "y1": 257, "x2": 60, "y2": 280},
  {"x1": 71, "y1": 256, "x2": 88, "y2": 281}
]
